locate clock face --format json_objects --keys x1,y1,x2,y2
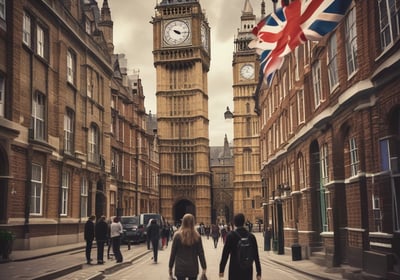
[
  {"x1": 201, "y1": 24, "x2": 208, "y2": 51},
  {"x1": 240, "y1": 64, "x2": 255, "y2": 80},
  {"x1": 164, "y1": 20, "x2": 190, "y2": 46}
]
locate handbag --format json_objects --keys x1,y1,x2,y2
[{"x1": 200, "y1": 273, "x2": 208, "y2": 280}]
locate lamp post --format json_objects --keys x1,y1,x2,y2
[{"x1": 276, "y1": 183, "x2": 290, "y2": 255}]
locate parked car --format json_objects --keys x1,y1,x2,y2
[{"x1": 120, "y1": 216, "x2": 145, "y2": 244}]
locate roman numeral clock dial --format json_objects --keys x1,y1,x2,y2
[{"x1": 163, "y1": 20, "x2": 190, "y2": 46}]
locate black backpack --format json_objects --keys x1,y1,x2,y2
[{"x1": 233, "y1": 230, "x2": 254, "y2": 269}]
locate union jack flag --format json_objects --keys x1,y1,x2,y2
[{"x1": 249, "y1": 0, "x2": 352, "y2": 86}]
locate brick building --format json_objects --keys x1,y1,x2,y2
[
  {"x1": 259, "y1": 1, "x2": 400, "y2": 278},
  {"x1": 0, "y1": 0, "x2": 158, "y2": 251}
]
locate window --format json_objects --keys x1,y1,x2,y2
[
  {"x1": 244, "y1": 149, "x2": 252, "y2": 172},
  {"x1": 32, "y1": 92, "x2": 46, "y2": 140},
  {"x1": 297, "y1": 90, "x2": 305, "y2": 123},
  {"x1": 67, "y1": 50, "x2": 76, "y2": 85},
  {"x1": 88, "y1": 125, "x2": 99, "y2": 163},
  {"x1": 312, "y1": 60, "x2": 322, "y2": 108},
  {"x1": 31, "y1": 164, "x2": 43, "y2": 215},
  {"x1": 37, "y1": 25, "x2": 45, "y2": 58},
  {"x1": 0, "y1": 74, "x2": 4, "y2": 117},
  {"x1": 85, "y1": 19, "x2": 91, "y2": 34},
  {"x1": 298, "y1": 153, "x2": 305, "y2": 189},
  {"x1": 61, "y1": 171, "x2": 70, "y2": 216},
  {"x1": 320, "y1": 143, "x2": 329, "y2": 185},
  {"x1": 80, "y1": 177, "x2": 88, "y2": 218},
  {"x1": 372, "y1": 194, "x2": 382, "y2": 232},
  {"x1": 349, "y1": 137, "x2": 359, "y2": 176},
  {"x1": 378, "y1": 0, "x2": 400, "y2": 50},
  {"x1": 246, "y1": 117, "x2": 251, "y2": 136},
  {"x1": 87, "y1": 69, "x2": 93, "y2": 98},
  {"x1": 23, "y1": 12, "x2": 31, "y2": 47},
  {"x1": 64, "y1": 110, "x2": 74, "y2": 154},
  {"x1": 327, "y1": 33, "x2": 338, "y2": 92},
  {"x1": 345, "y1": 7, "x2": 358, "y2": 77},
  {"x1": 0, "y1": 0, "x2": 5, "y2": 20}
]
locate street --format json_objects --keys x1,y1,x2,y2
[{"x1": 101, "y1": 236, "x2": 318, "y2": 280}]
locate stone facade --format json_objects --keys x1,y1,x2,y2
[{"x1": 152, "y1": 0, "x2": 212, "y2": 225}]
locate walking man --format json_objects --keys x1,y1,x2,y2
[
  {"x1": 147, "y1": 219, "x2": 160, "y2": 263},
  {"x1": 219, "y1": 213, "x2": 262, "y2": 280},
  {"x1": 84, "y1": 215, "x2": 96, "y2": 264},
  {"x1": 95, "y1": 215, "x2": 108, "y2": 264}
]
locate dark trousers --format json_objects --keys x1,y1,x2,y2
[
  {"x1": 112, "y1": 236, "x2": 123, "y2": 262},
  {"x1": 177, "y1": 277, "x2": 196, "y2": 280},
  {"x1": 96, "y1": 240, "x2": 106, "y2": 262},
  {"x1": 151, "y1": 238, "x2": 159, "y2": 262},
  {"x1": 85, "y1": 240, "x2": 93, "y2": 262}
]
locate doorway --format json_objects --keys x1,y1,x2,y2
[{"x1": 173, "y1": 199, "x2": 195, "y2": 225}]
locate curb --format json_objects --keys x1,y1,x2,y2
[{"x1": 30, "y1": 248, "x2": 151, "y2": 280}]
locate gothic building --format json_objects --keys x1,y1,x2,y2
[
  {"x1": 258, "y1": 1, "x2": 400, "y2": 278},
  {"x1": 152, "y1": 0, "x2": 212, "y2": 224},
  {"x1": 210, "y1": 135, "x2": 234, "y2": 225}
]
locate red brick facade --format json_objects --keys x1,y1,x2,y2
[
  {"x1": 259, "y1": 1, "x2": 400, "y2": 277},
  {"x1": 0, "y1": 0, "x2": 158, "y2": 251}
]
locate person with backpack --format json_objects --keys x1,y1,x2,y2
[{"x1": 219, "y1": 213, "x2": 261, "y2": 280}]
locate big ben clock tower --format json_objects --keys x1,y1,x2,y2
[
  {"x1": 152, "y1": 0, "x2": 211, "y2": 224},
  {"x1": 231, "y1": 0, "x2": 263, "y2": 222}
]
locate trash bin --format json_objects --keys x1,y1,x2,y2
[{"x1": 291, "y1": 244, "x2": 302, "y2": 261}]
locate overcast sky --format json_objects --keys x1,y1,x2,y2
[{"x1": 101, "y1": 0, "x2": 273, "y2": 146}]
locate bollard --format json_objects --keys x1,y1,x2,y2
[{"x1": 128, "y1": 240, "x2": 131, "y2": 250}]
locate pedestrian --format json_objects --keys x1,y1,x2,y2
[
  {"x1": 84, "y1": 215, "x2": 96, "y2": 264},
  {"x1": 219, "y1": 213, "x2": 262, "y2": 280},
  {"x1": 168, "y1": 213, "x2": 207, "y2": 280},
  {"x1": 161, "y1": 224, "x2": 170, "y2": 249},
  {"x1": 211, "y1": 224, "x2": 220, "y2": 248},
  {"x1": 107, "y1": 218, "x2": 113, "y2": 259},
  {"x1": 147, "y1": 219, "x2": 161, "y2": 263},
  {"x1": 95, "y1": 215, "x2": 108, "y2": 264},
  {"x1": 110, "y1": 216, "x2": 123, "y2": 263}
]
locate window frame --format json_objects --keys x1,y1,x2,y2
[
  {"x1": 30, "y1": 163, "x2": 43, "y2": 215},
  {"x1": 327, "y1": 33, "x2": 339, "y2": 92},
  {"x1": 345, "y1": 7, "x2": 358, "y2": 77},
  {"x1": 88, "y1": 125, "x2": 99, "y2": 163},
  {"x1": 80, "y1": 177, "x2": 88, "y2": 218},
  {"x1": 349, "y1": 137, "x2": 359, "y2": 177},
  {"x1": 378, "y1": 0, "x2": 400, "y2": 50},
  {"x1": 312, "y1": 60, "x2": 322, "y2": 108},
  {"x1": 64, "y1": 109, "x2": 74, "y2": 154},
  {"x1": 67, "y1": 49, "x2": 76, "y2": 85},
  {"x1": 32, "y1": 91, "x2": 46, "y2": 141},
  {"x1": 23, "y1": 11, "x2": 32, "y2": 47},
  {"x1": 61, "y1": 171, "x2": 70, "y2": 216}
]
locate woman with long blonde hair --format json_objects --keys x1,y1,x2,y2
[{"x1": 168, "y1": 213, "x2": 207, "y2": 280}]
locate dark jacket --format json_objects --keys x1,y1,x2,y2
[
  {"x1": 169, "y1": 233, "x2": 207, "y2": 278},
  {"x1": 219, "y1": 227, "x2": 261, "y2": 280},
  {"x1": 95, "y1": 219, "x2": 109, "y2": 241},
  {"x1": 84, "y1": 220, "x2": 95, "y2": 241},
  {"x1": 147, "y1": 222, "x2": 160, "y2": 241}
]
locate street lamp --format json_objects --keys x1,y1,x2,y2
[
  {"x1": 275, "y1": 183, "x2": 291, "y2": 255},
  {"x1": 224, "y1": 106, "x2": 234, "y2": 120}
]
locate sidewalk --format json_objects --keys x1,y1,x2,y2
[{"x1": 0, "y1": 232, "x2": 347, "y2": 280}]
